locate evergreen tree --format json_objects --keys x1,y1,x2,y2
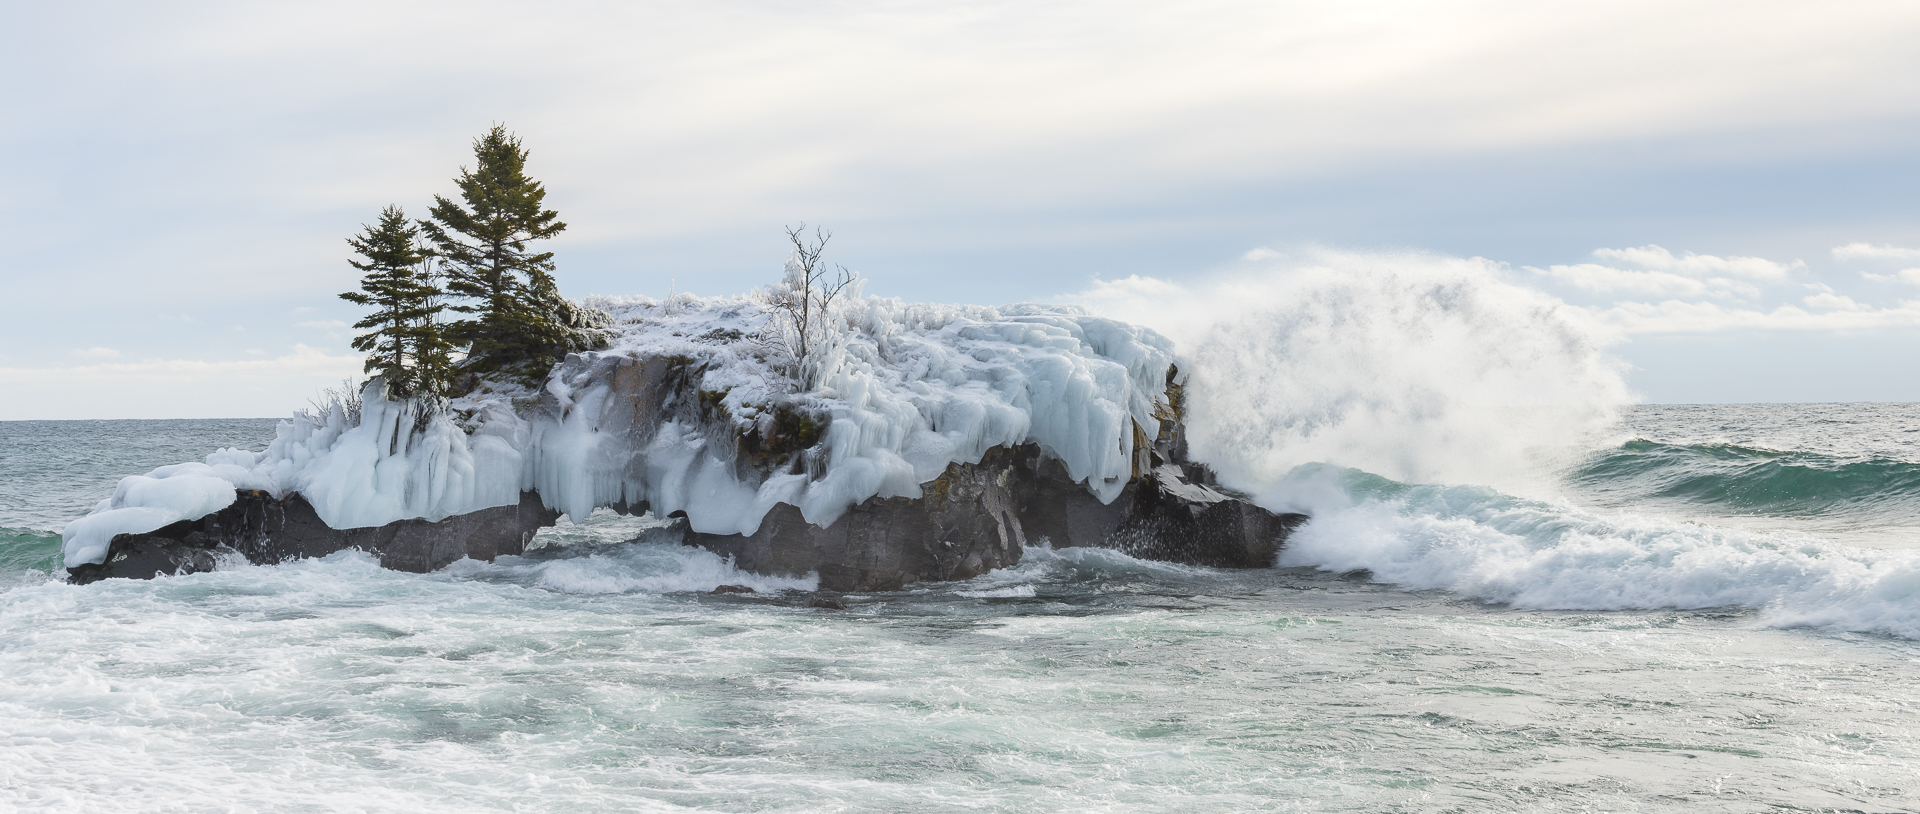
[
  {"x1": 423, "y1": 124, "x2": 603, "y2": 385},
  {"x1": 340, "y1": 205, "x2": 447, "y2": 399},
  {"x1": 406, "y1": 253, "x2": 458, "y2": 400}
]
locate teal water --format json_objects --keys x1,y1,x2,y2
[
  {"x1": 1575, "y1": 403, "x2": 1920, "y2": 546},
  {"x1": 3, "y1": 406, "x2": 1920, "y2": 811}
]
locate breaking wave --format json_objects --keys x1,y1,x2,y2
[
  {"x1": 1273, "y1": 464, "x2": 1920, "y2": 638},
  {"x1": 1075, "y1": 248, "x2": 1920, "y2": 638}
]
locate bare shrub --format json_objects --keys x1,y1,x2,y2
[
  {"x1": 763, "y1": 224, "x2": 859, "y2": 390},
  {"x1": 302, "y1": 377, "x2": 365, "y2": 427}
]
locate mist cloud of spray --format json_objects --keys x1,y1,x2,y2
[{"x1": 1071, "y1": 248, "x2": 1632, "y2": 494}]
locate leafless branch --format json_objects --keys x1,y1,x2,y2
[{"x1": 768, "y1": 223, "x2": 859, "y2": 390}]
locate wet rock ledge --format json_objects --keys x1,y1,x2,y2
[{"x1": 67, "y1": 491, "x2": 557, "y2": 586}]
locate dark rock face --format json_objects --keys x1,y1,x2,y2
[
  {"x1": 685, "y1": 443, "x2": 1308, "y2": 592},
  {"x1": 1105, "y1": 464, "x2": 1309, "y2": 568},
  {"x1": 67, "y1": 490, "x2": 557, "y2": 585},
  {"x1": 687, "y1": 445, "x2": 1031, "y2": 592}
]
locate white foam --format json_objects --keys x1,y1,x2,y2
[
  {"x1": 522, "y1": 549, "x2": 816, "y2": 595},
  {"x1": 1275, "y1": 466, "x2": 1920, "y2": 638},
  {"x1": 956, "y1": 585, "x2": 1038, "y2": 598}
]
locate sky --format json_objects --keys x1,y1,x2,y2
[{"x1": 4, "y1": 0, "x2": 1920, "y2": 419}]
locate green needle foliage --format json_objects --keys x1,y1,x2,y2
[
  {"x1": 340, "y1": 205, "x2": 451, "y2": 399},
  {"x1": 424, "y1": 124, "x2": 608, "y2": 386}
]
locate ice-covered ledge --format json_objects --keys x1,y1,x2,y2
[{"x1": 63, "y1": 294, "x2": 1307, "y2": 587}]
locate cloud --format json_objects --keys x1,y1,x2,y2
[
  {"x1": 12, "y1": 1, "x2": 1920, "y2": 254},
  {"x1": 1591, "y1": 245, "x2": 1799, "y2": 280},
  {"x1": 1833, "y1": 243, "x2": 1920, "y2": 260},
  {"x1": 1863, "y1": 268, "x2": 1920, "y2": 284},
  {"x1": 71, "y1": 347, "x2": 120, "y2": 359},
  {"x1": 1529, "y1": 263, "x2": 1725, "y2": 297},
  {"x1": 1592, "y1": 299, "x2": 1920, "y2": 333},
  {"x1": 1802, "y1": 291, "x2": 1867, "y2": 311},
  {"x1": 1526, "y1": 244, "x2": 1803, "y2": 297},
  {"x1": 1069, "y1": 273, "x2": 1194, "y2": 314},
  {"x1": 0, "y1": 345, "x2": 359, "y2": 386}
]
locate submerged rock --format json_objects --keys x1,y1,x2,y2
[{"x1": 68, "y1": 490, "x2": 555, "y2": 585}]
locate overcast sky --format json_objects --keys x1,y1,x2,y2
[{"x1": 5, "y1": 0, "x2": 1920, "y2": 419}]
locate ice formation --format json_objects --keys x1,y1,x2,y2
[{"x1": 62, "y1": 292, "x2": 1175, "y2": 569}]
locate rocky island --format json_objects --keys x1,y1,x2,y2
[
  {"x1": 64, "y1": 295, "x2": 1304, "y2": 590},
  {"x1": 59, "y1": 126, "x2": 1303, "y2": 590}
]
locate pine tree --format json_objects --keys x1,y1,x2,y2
[
  {"x1": 340, "y1": 205, "x2": 446, "y2": 399},
  {"x1": 423, "y1": 124, "x2": 602, "y2": 386},
  {"x1": 406, "y1": 253, "x2": 457, "y2": 400}
]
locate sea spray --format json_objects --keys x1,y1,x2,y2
[
  {"x1": 1072, "y1": 250, "x2": 1920, "y2": 636},
  {"x1": 1073, "y1": 247, "x2": 1631, "y2": 491}
]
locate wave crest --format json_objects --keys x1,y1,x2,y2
[{"x1": 1275, "y1": 464, "x2": 1920, "y2": 638}]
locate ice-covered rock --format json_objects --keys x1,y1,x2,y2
[
  {"x1": 60, "y1": 386, "x2": 532, "y2": 569},
  {"x1": 63, "y1": 291, "x2": 1306, "y2": 585},
  {"x1": 525, "y1": 295, "x2": 1177, "y2": 535}
]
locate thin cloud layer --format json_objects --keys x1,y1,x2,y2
[
  {"x1": 1594, "y1": 299, "x2": 1920, "y2": 333},
  {"x1": 1527, "y1": 245, "x2": 1789, "y2": 300},
  {"x1": 1863, "y1": 269, "x2": 1920, "y2": 285},
  {"x1": 1527, "y1": 243, "x2": 1920, "y2": 334},
  {"x1": 1833, "y1": 243, "x2": 1920, "y2": 260},
  {"x1": 1533, "y1": 264, "x2": 1731, "y2": 298},
  {"x1": 1592, "y1": 245, "x2": 1798, "y2": 280},
  {"x1": 0, "y1": 346, "x2": 362, "y2": 420}
]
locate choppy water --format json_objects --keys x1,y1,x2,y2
[{"x1": 5, "y1": 406, "x2": 1920, "y2": 812}]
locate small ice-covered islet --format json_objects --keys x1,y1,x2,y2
[{"x1": 62, "y1": 292, "x2": 1176, "y2": 568}]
